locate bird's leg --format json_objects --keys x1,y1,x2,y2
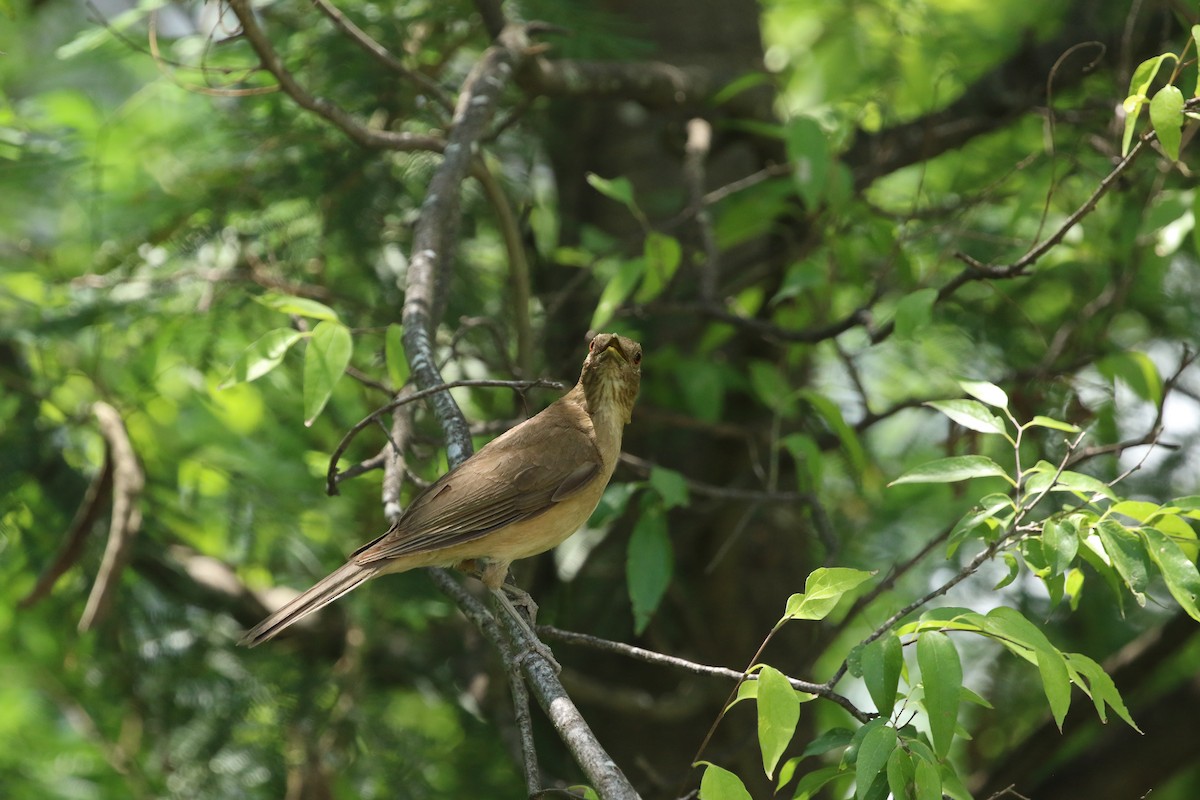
[
  {"x1": 489, "y1": 588, "x2": 561, "y2": 673},
  {"x1": 472, "y1": 560, "x2": 560, "y2": 672},
  {"x1": 499, "y1": 575, "x2": 540, "y2": 625}
]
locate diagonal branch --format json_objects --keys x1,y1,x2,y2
[{"x1": 227, "y1": 0, "x2": 444, "y2": 152}]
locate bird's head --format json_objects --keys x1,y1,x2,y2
[{"x1": 579, "y1": 333, "x2": 642, "y2": 424}]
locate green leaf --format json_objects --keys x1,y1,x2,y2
[
  {"x1": 1036, "y1": 647, "x2": 1072, "y2": 730},
  {"x1": 1026, "y1": 415, "x2": 1082, "y2": 433},
  {"x1": 925, "y1": 399, "x2": 1008, "y2": 435},
  {"x1": 784, "y1": 117, "x2": 830, "y2": 207},
  {"x1": 649, "y1": 466, "x2": 690, "y2": 510},
  {"x1": 1121, "y1": 95, "x2": 1144, "y2": 156},
  {"x1": 1043, "y1": 518, "x2": 1080, "y2": 575},
  {"x1": 220, "y1": 328, "x2": 305, "y2": 388},
  {"x1": 862, "y1": 633, "x2": 903, "y2": 716},
  {"x1": 893, "y1": 288, "x2": 937, "y2": 339},
  {"x1": 980, "y1": 607, "x2": 1072, "y2": 726},
  {"x1": 791, "y1": 765, "x2": 845, "y2": 800},
  {"x1": 586, "y1": 173, "x2": 637, "y2": 212},
  {"x1": 256, "y1": 291, "x2": 340, "y2": 321},
  {"x1": 913, "y1": 756, "x2": 942, "y2": 800},
  {"x1": 958, "y1": 379, "x2": 1008, "y2": 408},
  {"x1": 636, "y1": 232, "x2": 682, "y2": 303},
  {"x1": 713, "y1": 72, "x2": 773, "y2": 106},
  {"x1": 917, "y1": 631, "x2": 962, "y2": 759},
  {"x1": 799, "y1": 390, "x2": 867, "y2": 478},
  {"x1": 749, "y1": 360, "x2": 796, "y2": 416},
  {"x1": 1142, "y1": 527, "x2": 1200, "y2": 621},
  {"x1": 1065, "y1": 652, "x2": 1140, "y2": 731},
  {"x1": 698, "y1": 763, "x2": 753, "y2": 800},
  {"x1": 1150, "y1": 85, "x2": 1184, "y2": 160},
  {"x1": 385, "y1": 323, "x2": 409, "y2": 389},
  {"x1": 855, "y1": 722, "x2": 896, "y2": 800},
  {"x1": 1096, "y1": 519, "x2": 1152, "y2": 604},
  {"x1": 1097, "y1": 351, "x2": 1163, "y2": 405},
  {"x1": 626, "y1": 505, "x2": 673, "y2": 634},
  {"x1": 947, "y1": 493, "x2": 1015, "y2": 556},
  {"x1": 1129, "y1": 53, "x2": 1176, "y2": 99},
  {"x1": 890, "y1": 455, "x2": 1013, "y2": 486},
  {"x1": 566, "y1": 786, "x2": 600, "y2": 800},
  {"x1": 800, "y1": 727, "x2": 855, "y2": 759},
  {"x1": 590, "y1": 257, "x2": 645, "y2": 330},
  {"x1": 993, "y1": 552, "x2": 1020, "y2": 590},
  {"x1": 784, "y1": 568, "x2": 873, "y2": 622},
  {"x1": 757, "y1": 665, "x2": 802, "y2": 778},
  {"x1": 885, "y1": 747, "x2": 914, "y2": 800},
  {"x1": 303, "y1": 321, "x2": 353, "y2": 426},
  {"x1": 1025, "y1": 462, "x2": 1117, "y2": 500}
]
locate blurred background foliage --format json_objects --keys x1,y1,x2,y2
[{"x1": 2, "y1": 0, "x2": 1200, "y2": 798}]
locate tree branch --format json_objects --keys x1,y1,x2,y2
[{"x1": 226, "y1": 0, "x2": 445, "y2": 152}]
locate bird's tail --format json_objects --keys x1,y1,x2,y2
[{"x1": 238, "y1": 561, "x2": 379, "y2": 647}]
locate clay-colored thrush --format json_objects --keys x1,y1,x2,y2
[{"x1": 239, "y1": 332, "x2": 642, "y2": 646}]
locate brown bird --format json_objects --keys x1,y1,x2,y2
[{"x1": 239, "y1": 332, "x2": 642, "y2": 647}]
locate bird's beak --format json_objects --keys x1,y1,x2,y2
[{"x1": 602, "y1": 340, "x2": 628, "y2": 363}]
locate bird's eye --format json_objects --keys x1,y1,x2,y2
[
  {"x1": 632, "y1": 351, "x2": 642, "y2": 365},
  {"x1": 589, "y1": 339, "x2": 597, "y2": 352}
]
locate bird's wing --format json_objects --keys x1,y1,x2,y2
[{"x1": 351, "y1": 401, "x2": 601, "y2": 563}]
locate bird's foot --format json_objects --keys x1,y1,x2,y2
[
  {"x1": 491, "y1": 588, "x2": 560, "y2": 674},
  {"x1": 501, "y1": 582, "x2": 540, "y2": 625}
]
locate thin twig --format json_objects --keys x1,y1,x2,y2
[
  {"x1": 309, "y1": 0, "x2": 455, "y2": 112},
  {"x1": 227, "y1": 0, "x2": 445, "y2": 152},
  {"x1": 325, "y1": 378, "x2": 564, "y2": 495}
]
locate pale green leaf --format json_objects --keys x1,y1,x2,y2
[
  {"x1": 785, "y1": 117, "x2": 830, "y2": 207},
  {"x1": 784, "y1": 567, "x2": 873, "y2": 622},
  {"x1": 636, "y1": 232, "x2": 682, "y2": 303},
  {"x1": 220, "y1": 328, "x2": 305, "y2": 388},
  {"x1": 1043, "y1": 518, "x2": 1079, "y2": 575},
  {"x1": 917, "y1": 631, "x2": 961, "y2": 759},
  {"x1": 303, "y1": 321, "x2": 353, "y2": 426},
  {"x1": 1142, "y1": 527, "x2": 1200, "y2": 621},
  {"x1": 256, "y1": 291, "x2": 340, "y2": 321},
  {"x1": 913, "y1": 757, "x2": 942, "y2": 800},
  {"x1": 855, "y1": 722, "x2": 896, "y2": 800},
  {"x1": 1097, "y1": 351, "x2": 1163, "y2": 405},
  {"x1": 1096, "y1": 519, "x2": 1151, "y2": 603},
  {"x1": 586, "y1": 173, "x2": 636, "y2": 210},
  {"x1": 925, "y1": 399, "x2": 1007, "y2": 435},
  {"x1": 791, "y1": 765, "x2": 845, "y2": 800},
  {"x1": 626, "y1": 506, "x2": 673, "y2": 633},
  {"x1": 993, "y1": 552, "x2": 1020, "y2": 590},
  {"x1": 749, "y1": 360, "x2": 796, "y2": 416},
  {"x1": 885, "y1": 746, "x2": 914, "y2": 800},
  {"x1": 385, "y1": 323, "x2": 409, "y2": 389},
  {"x1": 862, "y1": 633, "x2": 903, "y2": 716},
  {"x1": 890, "y1": 455, "x2": 1013, "y2": 486},
  {"x1": 697, "y1": 763, "x2": 753, "y2": 800},
  {"x1": 649, "y1": 466, "x2": 690, "y2": 510},
  {"x1": 800, "y1": 728, "x2": 854, "y2": 759},
  {"x1": 958, "y1": 379, "x2": 1008, "y2": 408},
  {"x1": 1065, "y1": 652, "x2": 1140, "y2": 731},
  {"x1": 799, "y1": 390, "x2": 867, "y2": 478},
  {"x1": 1149, "y1": 85, "x2": 1184, "y2": 160},
  {"x1": 1036, "y1": 647, "x2": 1072, "y2": 730},
  {"x1": 757, "y1": 665, "x2": 801, "y2": 778},
  {"x1": 1027, "y1": 415, "x2": 1082, "y2": 433},
  {"x1": 590, "y1": 257, "x2": 645, "y2": 330},
  {"x1": 893, "y1": 288, "x2": 937, "y2": 339}
]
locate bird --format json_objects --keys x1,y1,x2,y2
[{"x1": 239, "y1": 332, "x2": 642, "y2": 647}]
